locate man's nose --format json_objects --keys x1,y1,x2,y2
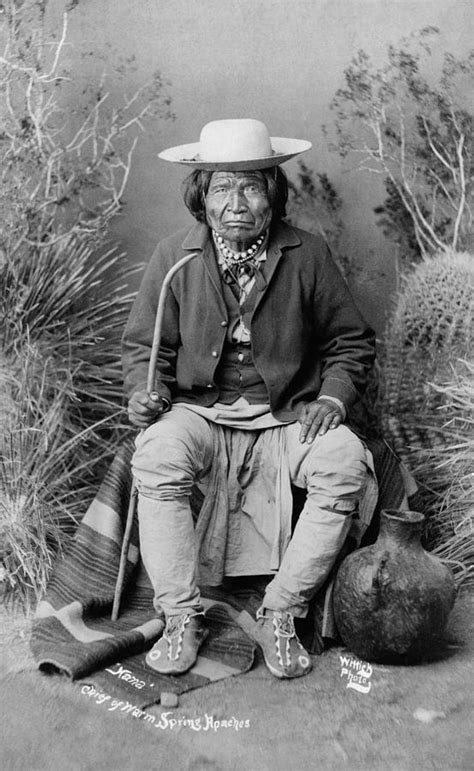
[{"x1": 228, "y1": 189, "x2": 247, "y2": 211}]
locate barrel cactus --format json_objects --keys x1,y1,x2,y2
[
  {"x1": 377, "y1": 249, "x2": 474, "y2": 586},
  {"x1": 379, "y1": 249, "x2": 473, "y2": 465}
]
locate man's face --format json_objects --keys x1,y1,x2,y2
[{"x1": 204, "y1": 171, "x2": 272, "y2": 248}]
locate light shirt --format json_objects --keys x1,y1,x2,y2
[
  {"x1": 216, "y1": 248, "x2": 267, "y2": 343},
  {"x1": 175, "y1": 398, "x2": 290, "y2": 429}
]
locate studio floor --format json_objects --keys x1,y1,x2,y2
[{"x1": 1, "y1": 594, "x2": 473, "y2": 771}]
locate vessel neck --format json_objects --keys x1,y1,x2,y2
[{"x1": 378, "y1": 509, "x2": 425, "y2": 547}]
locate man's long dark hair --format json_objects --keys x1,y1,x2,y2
[{"x1": 182, "y1": 167, "x2": 289, "y2": 223}]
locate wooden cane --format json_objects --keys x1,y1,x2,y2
[{"x1": 111, "y1": 251, "x2": 200, "y2": 621}]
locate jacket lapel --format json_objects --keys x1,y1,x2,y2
[
  {"x1": 252, "y1": 220, "x2": 301, "y2": 316},
  {"x1": 182, "y1": 223, "x2": 226, "y2": 309}
]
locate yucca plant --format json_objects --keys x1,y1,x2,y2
[
  {"x1": 0, "y1": 1, "x2": 173, "y2": 611},
  {"x1": 0, "y1": 238, "x2": 139, "y2": 611},
  {"x1": 0, "y1": 341, "x2": 108, "y2": 609},
  {"x1": 2, "y1": 234, "x2": 136, "y2": 428}
]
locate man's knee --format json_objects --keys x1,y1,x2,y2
[
  {"x1": 313, "y1": 425, "x2": 366, "y2": 469},
  {"x1": 131, "y1": 409, "x2": 213, "y2": 492},
  {"x1": 304, "y1": 426, "x2": 369, "y2": 508}
]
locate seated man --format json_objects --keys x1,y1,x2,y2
[{"x1": 122, "y1": 119, "x2": 376, "y2": 680}]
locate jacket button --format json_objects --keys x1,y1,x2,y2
[
  {"x1": 238, "y1": 353, "x2": 244, "y2": 362},
  {"x1": 207, "y1": 383, "x2": 213, "y2": 388},
  {"x1": 221, "y1": 320, "x2": 227, "y2": 327},
  {"x1": 212, "y1": 350, "x2": 218, "y2": 357}
]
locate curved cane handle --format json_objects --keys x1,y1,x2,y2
[{"x1": 146, "y1": 251, "x2": 201, "y2": 393}]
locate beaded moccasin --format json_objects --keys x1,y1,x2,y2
[
  {"x1": 146, "y1": 612, "x2": 208, "y2": 675},
  {"x1": 253, "y1": 607, "x2": 312, "y2": 679}
]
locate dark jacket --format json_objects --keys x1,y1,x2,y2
[{"x1": 122, "y1": 220, "x2": 375, "y2": 422}]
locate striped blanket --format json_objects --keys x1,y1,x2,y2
[{"x1": 30, "y1": 438, "x2": 415, "y2": 707}]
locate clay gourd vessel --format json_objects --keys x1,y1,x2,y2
[{"x1": 333, "y1": 509, "x2": 456, "y2": 663}]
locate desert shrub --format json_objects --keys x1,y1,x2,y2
[
  {"x1": 0, "y1": 1, "x2": 173, "y2": 611},
  {"x1": 328, "y1": 27, "x2": 473, "y2": 262},
  {"x1": 286, "y1": 162, "x2": 361, "y2": 282},
  {"x1": 287, "y1": 164, "x2": 344, "y2": 246}
]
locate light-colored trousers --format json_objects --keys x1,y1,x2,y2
[{"x1": 132, "y1": 407, "x2": 371, "y2": 618}]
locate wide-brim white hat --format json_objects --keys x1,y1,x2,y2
[{"x1": 158, "y1": 118, "x2": 311, "y2": 170}]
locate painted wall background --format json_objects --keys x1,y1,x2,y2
[{"x1": 40, "y1": 0, "x2": 474, "y2": 332}]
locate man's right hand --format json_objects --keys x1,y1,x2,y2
[{"x1": 128, "y1": 390, "x2": 170, "y2": 428}]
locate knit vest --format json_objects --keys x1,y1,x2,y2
[{"x1": 214, "y1": 278, "x2": 269, "y2": 404}]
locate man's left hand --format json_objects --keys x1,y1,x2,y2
[{"x1": 297, "y1": 399, "x2": 344, "y2": 444}]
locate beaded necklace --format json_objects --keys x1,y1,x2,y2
[{"x1": 213, "y1": 231, "x2": 266, "y2": 266}]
